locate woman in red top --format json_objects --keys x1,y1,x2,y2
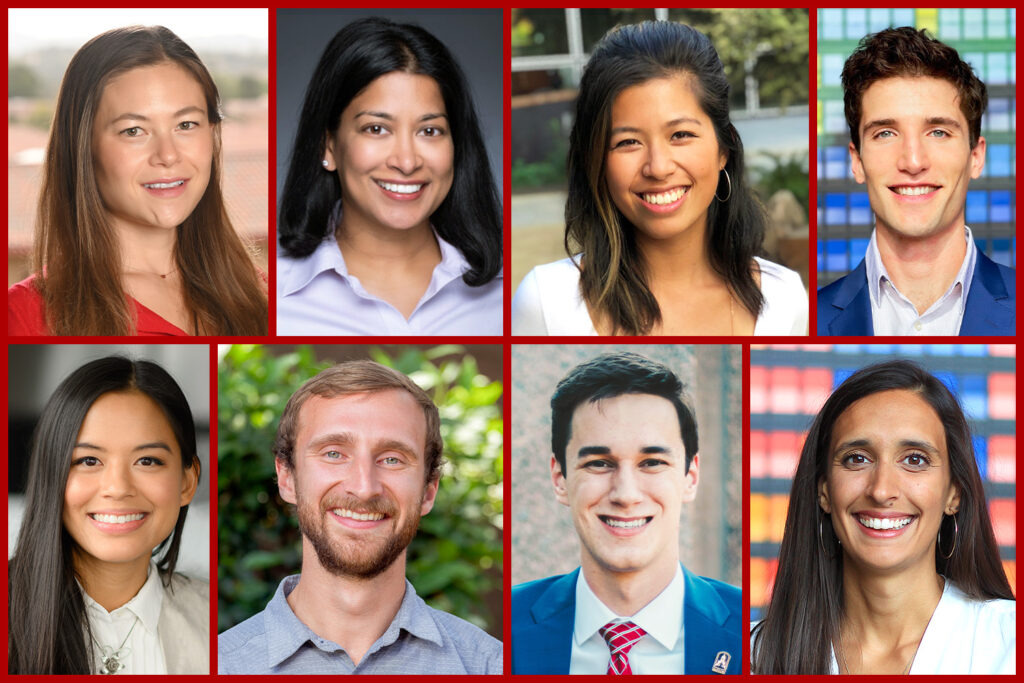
[{"x1": 8, "y1": 26, "x2": 267, "y2": 336}]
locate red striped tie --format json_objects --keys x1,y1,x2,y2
[{"x1": 600, "y1": 621, "x2": 647, "y2": 675}]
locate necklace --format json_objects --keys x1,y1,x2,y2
[
  {"x1": 836, "y1": 626, "x2": 918, "y2": 675},
  {"x1": 90, "y1": 615, "x2": 139, "y2": 674},
  {"x1": 124, "y1": 265, "x2": 176, "y2": 279}
]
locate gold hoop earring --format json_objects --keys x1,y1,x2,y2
[
  {"x1": 938, "y1": 514, "x2": 958, "y2": 559},
  {"x1": 715, "y1": 169, "x2": 732, "y2": 202}
]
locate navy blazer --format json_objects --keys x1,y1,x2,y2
[
  {"x1": 817, "y1": 250, "x2": 1016, "y2": 336},
  {"x1": 511, "y1": 566, "x2": 742, "y2": 675}
]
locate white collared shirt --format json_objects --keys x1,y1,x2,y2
[
  {"x1": 276, "y1": 230, "x2": 502, "y2": 336},
  {"x1": 570, "y1": 565, "x2": 685, "y2": 674},
  {"x1": 81, "y1": 562, "x2": 167, "y2": 675},
  {"x1": 865, "y1": 226, "x2": 977, "y2": 336}
]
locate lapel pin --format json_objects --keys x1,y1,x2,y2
[{"x1": 712, "y1": 651, "x2": 731, "y2": 674}]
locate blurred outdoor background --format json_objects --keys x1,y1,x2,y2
[
  {"x1": 7, "y1": 8, "x2": 269, "y2": 285},
  {"x1": 817, "y1": 8, "x2": 1016, "y2": 287},
  {"x1": 510, "y1": 8, "x2": 810, "y2": 292},
  {"x1": 217, "y1": 344, "x2": 503, "y2": 639},
  {"x1": 511, "y1": 344, "x2": 742, "y2": 589}
]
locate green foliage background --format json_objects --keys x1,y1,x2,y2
[{"x1": 217, "y1": 344, "x2": 503, "y2": 638}]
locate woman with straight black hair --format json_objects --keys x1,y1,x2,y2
[
  {"x1": 751, "y1": 360, "x2": 1015, "y2": 674},
  {"x1": 8, "y1": 357, "x2": 207, "y2": 674},
  {"x1": 512, "y1": 21, "x2": 807, "y2": 336},
  {"x1": 277, "y1": 16, "x2": 503, "y2": 335}
]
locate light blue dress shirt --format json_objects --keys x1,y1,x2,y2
[
  {"x1": 217, "y1": 575, "x2": 503, "y2": 674},
  {"x1": 276, "y1": 232, "x2": 502, "y2": 336}
]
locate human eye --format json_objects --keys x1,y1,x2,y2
[
  {"x1": 324, "y1": 449, "x2": 343, "y2": 460},
  {"x1": 120, "y1": 126, "x2": 144, "y2": 138},
  {"x1": 671, "y1": 130, "x2": 696, "y2": 141},
  {"x1": 840, "y1": 452, "x2": 871, "y2": 468},
  {"x1": 902, "y1": 452, "x2": 932, "y2": 469},
  {"x1": 420, "y1": 125, "x2": 446, "y2": 137},
  {"x1": 640, "y1": 458, "x2": 669, "y2": 469},
  {"x1": 178, "y1": 120, "x2": 201, "y2": 131},
  {"x1": 582, "y1": 459, "x2": 613, "y2": 470},
  {"x1": 380, "y1": 455, "x2": 404, "y2": 467},
  {"x1": 363, "y1": 123, "x2": 388, "y2": 136},
  {"x1": 928, "y1": 129, "x2": 950, "y2": 139},
  {"x1": 137, "y1": 456, "x2": 166, "y2": 467},
  {"x1": 873, "y1": 129, "x2": 895, "y2": 140},
  {"x1": 72, "y1": 456, "x2": 101, "y2": 468},
  {"x1": 611, "y1": 138, "x2": 640, "y2": 150}
]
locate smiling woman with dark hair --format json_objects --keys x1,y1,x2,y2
[
  {"x1": 751, "y1": 360, "x2": 1015, "y2": 674},
  {"x1": 8, "y1": 357, "x2": 207, "y2": 674},
  {"x1": 276, "y1": 16, "x2": 503, "y2": 335}
]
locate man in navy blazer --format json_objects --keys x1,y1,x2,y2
[
  {"x1": 511, "y1": 353, "x2": 741, "y2": 675},
  {"x1": 817, "y1": 27, "x2": 1015, "y2": 336}
]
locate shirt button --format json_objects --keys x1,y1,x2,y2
[{"x1": 913, "y1": 321, "x2": 922, "y2": 332}]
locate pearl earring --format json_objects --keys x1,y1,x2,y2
[{"x1": 322, "y1": 159, "x2": 329, "y2": 168}]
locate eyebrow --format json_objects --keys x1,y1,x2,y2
[
  {"x1": 833, "y1": 438, "x2": 940, "y2": 454},
  {"x1": 74, "y1": 441, "x2": 173, "y2": 453},
  {"x1": 576, "y1": 445, "x2": 676, "y2": 457},
  {"x1": 862, "y1": 116, "x2": 963, "y2": 133},
  {"x1": 354, "y1": 110, "x2": 448, "y2": 122},
  {"x1": 108, "y1": 105, "x2": 207, "y2": 125},
  {"x1": 610, "y1": 116, "x2": 703, "y2": 136},
  {"x1": 306, "y1": 432, "x2": 420, "y2": 461}
]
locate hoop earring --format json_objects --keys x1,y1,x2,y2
[
  {"x1": 819, "y1": 517, "x2": 837, "y2": 559},
  {"x1": 938, "y1": 514, "x2": 958, "y2": 559},
  {"x1": 715, "y1": 169, "x2": 732, "y2": 202}
]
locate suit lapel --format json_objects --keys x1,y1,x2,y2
[
  {"x1": 959, "y1": 252, "x2": 1014, "y2": 334},
  {"x1": 683, "y1": 568, "x2": 738, "y2": 674},
  {"x1": 826, "y1": 260, "x2": 874, "y2": 335},
  {"x1": 521, "y1": 570, "x2": 577, "y2": 674}
]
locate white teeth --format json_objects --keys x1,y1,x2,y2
[
  {"x1": 858, "y1": 515, "x2": 913, "y2": 530},
  {"x1": 332, "y1": 509, "x2": 385, "y2": 522},
  {"x1": 642, "y1": 187, "x2": 688, "y2": 205},
  {"x1": 91, "y1": 513, "x2": 145, "y2": 524},
  {"x1": 893, "y1": 186, "x2": 937, "y2": 196},
  {"x1": 604, "y1": 517, "x2": 648, "y2": 529},
  {"x1": 378, "y1": 181, "x2": 422, "y2": 194},
  {"x1": 144, "y1": 180, "x2": 185, "y2": 189}
]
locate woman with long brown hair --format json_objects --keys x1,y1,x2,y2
[
  {"x1": 751, "y1": 360, "x2": 1015, "y2": 674},
  {"x1": 7, "y1": 25, "x2": 267, "y2": 335}
]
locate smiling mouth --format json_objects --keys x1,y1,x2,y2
[
  {"x1": 377, "y1": 181, "x2": 423, "y2": 194},
  {"x1": 857, "y1": 514, "x2": 915, "y2": 530},
  {"x1": 890, "y1": 185, "x2": 939, "y2": 196},
  {"x1": 600, "y1": 515, "x2": 652, "y2": 529},
  {"x1": 89, "y1": 512, "x2": 147, "y2": 524},
  {"x1": 143, "y1": 180, "x2": 185, "y2": 189},
  {"x1": 640, "y1": 187, "x2": 689, "y2": 205},
  {"x1": 330, "y1": 508, "x2": 386, "y2": 522}
]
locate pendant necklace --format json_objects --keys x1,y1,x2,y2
[{"x1": 91, "y1": 615, "x2": 139, "y2": 674}]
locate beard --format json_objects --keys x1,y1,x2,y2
[{"x1": 296, "y1": 490, "x2": 422, "y2": 580}]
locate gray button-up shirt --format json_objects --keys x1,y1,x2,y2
[{"x1": 218, "y1": 575, "x2": 503, "y2": 674}]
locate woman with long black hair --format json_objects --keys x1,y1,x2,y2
[
  {"x1": 751, "y1": 360, "x2": 1015, "y2": 674},
  {"x1": 8, "y1": 357, "x2": 207, "y2": 674}
]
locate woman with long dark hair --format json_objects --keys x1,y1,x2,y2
[
  {"x1": 751, "y1": 360, "x2": 1015, "y2": 674},
  {"x1": 512, "y1": 21, "x2": 807, "y2": 336},
  {"x1": 8, "y1": 357, "x2": 207, "y2": 674},
  {"x1": 276, "y1": 16, "x2": 503, "y2": 335},
  {"x1": 7, "y1": 26, "x2": 268, "y2": 336}
]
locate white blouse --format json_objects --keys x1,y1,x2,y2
[{"x1": 511, "y1": 256, "x2": 807, "y2": 335}]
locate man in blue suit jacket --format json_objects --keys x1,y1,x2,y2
[
  {"x1": 817, "y1": 27, "x2": 1015, "y2": 336},
  {"x1": 511, "y1": 353, "x2": 742, "y2": 675}
]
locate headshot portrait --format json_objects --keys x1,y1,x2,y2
[
  {"x1": 275, "y1": 10, "x2": 504, "y2": 336},
  {"x1": 7, "y1": 344, "x2": 210, "y2": 674},
  {"x1": 7, "y1": 9, "x2": 270, "y2": 336},
  {"x1": 511, "y1": 345, "x2": 742, "y2": 674},
  {"x1": 750, "y1": 345, "x2": 1016, "y2": 674},
  {"x1": 510, "y1": 11, "x2": 810, "y2": 336},
  {"x1": 816, "y1": 9, "x2": 1016, "y2": 336},
  {"x1": 217, "y1": 344, "x2": 502, "y2": 674}
]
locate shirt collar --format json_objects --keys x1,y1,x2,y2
[
  {"x1": 865, "y1": 225, "x2": 977, "y2": 308},
  {"x1": 80, "y1": 561, "x2": 165, "y2": 635},
  {"x1": 263, "y1": 574, "x2": 444, "y2": 669},
  {"x1": 573, "y1": 564, "x2": 685, "y2": 651}
]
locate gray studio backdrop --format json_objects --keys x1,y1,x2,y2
[
  {"x1": 7, "y1": 344, "x2": 210, "y2": 580},
  {"x1": 275, "y1": 8, "x2": 504, "y2": 215},
  {"x1": 511, "y1": 344, "x2": 743, "y2": 588}
]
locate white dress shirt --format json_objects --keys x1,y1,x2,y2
[
  {"x1": 865, "y1": 226, "x2": 977, "y2": 336},
  {"x1": 570, "y1": 565, "x2": 685, "y2": 674},
  {"x1": 277, "y1": 231, "x2": 502, "y2": 336},
  {"x1": 82, "y1": 563, "x2": 167, "y2": 675},
  {"x1": 512, "y1": 256, "x2": 807, "y2": 335}
]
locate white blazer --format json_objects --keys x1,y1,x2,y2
[{"x1": 160, "y1": 573, "x2": 210, "y2": 674}]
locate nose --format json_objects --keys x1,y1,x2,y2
[
  {"x1": 101, "y1": 463, "x2": 135, "y2": 499},
  {"x1": 608, "y1": 466, "x2": 644, "y2": 507},
  {"x1": 387, "y1": 131, "x2": 422, "y2": 176},
  {"x1": 896, "y1": 135, "x2": 929, "y2": 175},
  {"x1": 346, "y1": 455, "x2": 384, "y2": 499},
  {"x1": 150, "y1": 131, "x2": 181, "y2": 167},
  {"x1": 643, "y1": 139, "x2": 675, "y2": 180},
  {"x1": 865, "y1": 461, "x2": 899, "y2": 505}
]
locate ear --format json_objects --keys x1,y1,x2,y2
[
  {"x1": 681, "y1": 453, "x2": 699, "y2": 503},
  {"x1": 944, "y1": 481, "x2": 961, "y2": 516},
  {"x1": 818, "y1": 477, "x2": 832, "y2": 514},
  {"x1": 179, "y1": 458, "x2": 200, "y2": 506},
  {"x1": 551, "y1": 456, "x2": 569, "y2": 507},
  {"x1": 323, "y1": 132, "x2": 337, "y2": 172},
  {"x1": 719, "y1": 149, "x2": 728, "y2": 172},
  {"x1": 849, "y1": 141, "x2": 866, "y2": 184},
  {"x1": 968, "y1": 135, "x2": 986, "y2": 180},
  {"x1": 276, "y1": 457, "x2": 297, "y2": 505},
  {"x1": 420, "y1": 478, "x2": 439, "y2": 516}
]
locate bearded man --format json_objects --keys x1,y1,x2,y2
[{"x1": 218, "y1": 361, "x2": 502, "y2": 674}]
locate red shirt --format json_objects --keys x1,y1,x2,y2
[{"x1": 8, "y1": 274, "x2": 188, "y2": 336}]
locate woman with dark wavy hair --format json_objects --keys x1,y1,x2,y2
[
  {"x1": 276, "y1": 16, "x2": 503, "y2": 335},
  {"x1": 751, "y1": 360, "x2": 1015, "y2": 674},
  {"x1": 512, "y1": 21, "x2": 806, "y2": 336},
  {"x1": 8, "y1": 357, "x2": 207, "y2": 674},
  {"x1": 7, "y1": 26, "x2": 268, "y2": 336}
]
